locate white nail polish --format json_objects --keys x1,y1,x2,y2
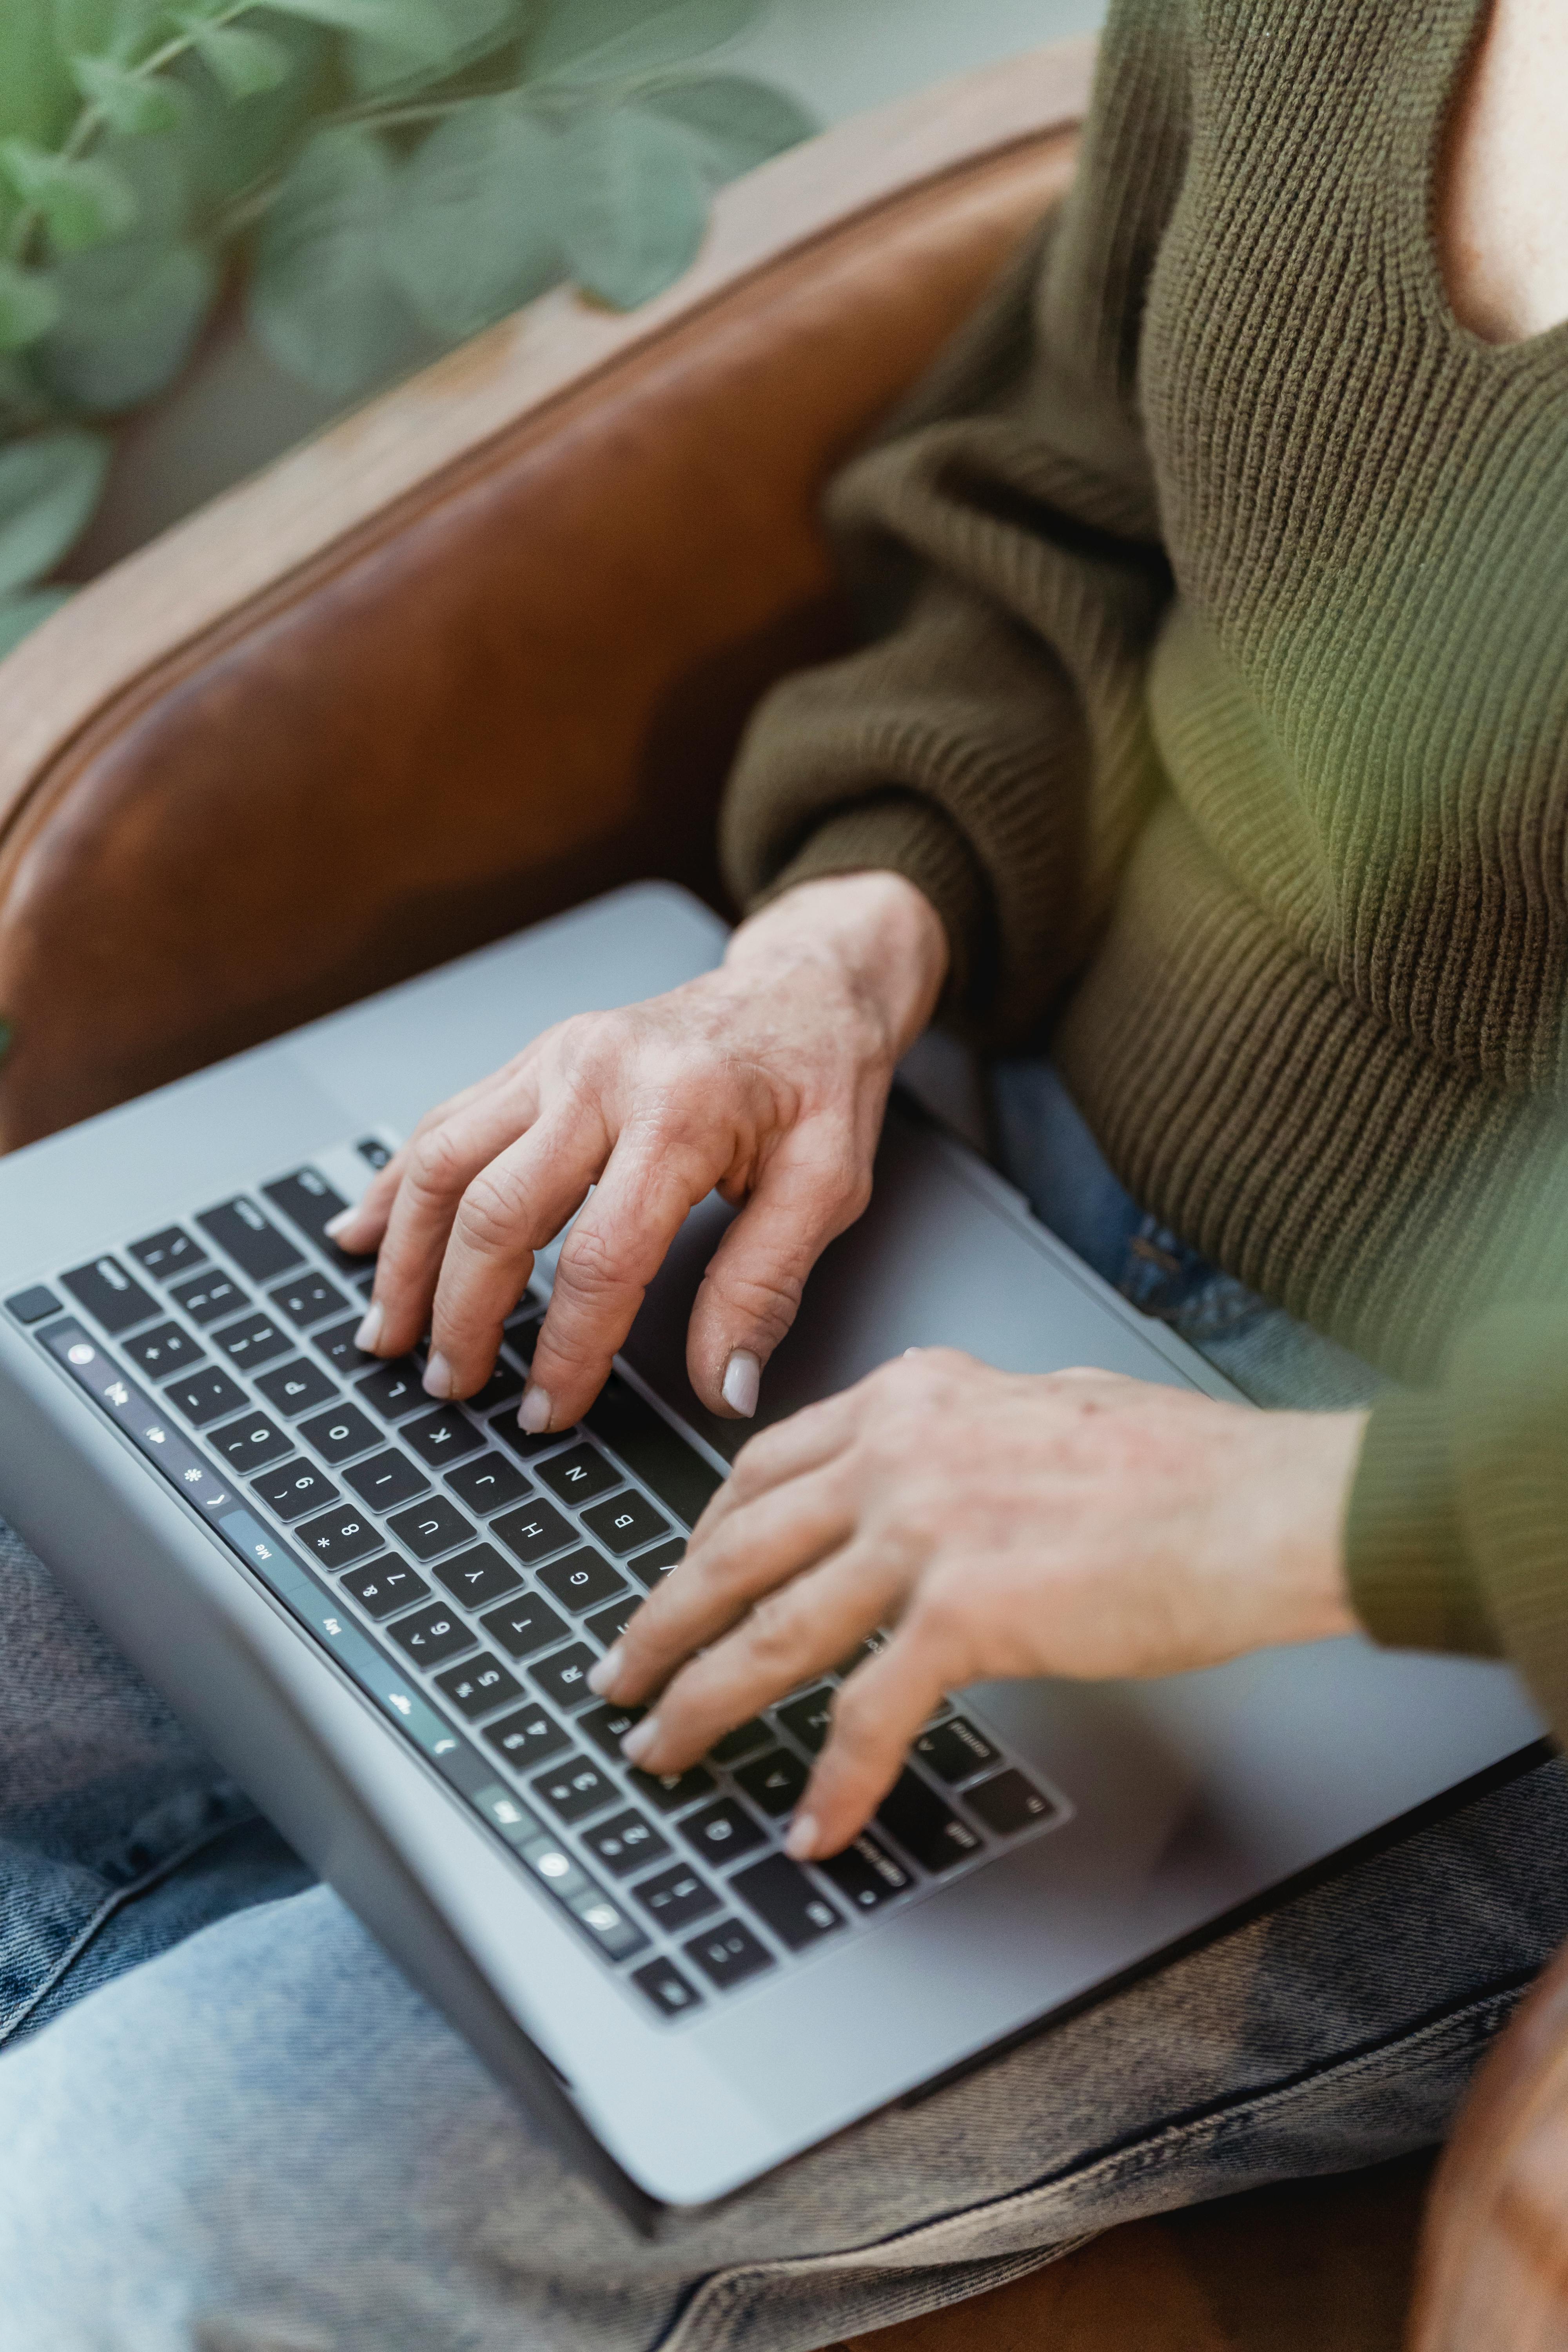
[
  {"x1": 354, "y1": 1302, "x2": 384, "y2": 1353},
  {"x1": 587, "y1": 1644, "x2": 623, "y2": 1696},
  {"x1": 621, "y1": 1717, "x2": 657, "y2": 1763},
  {"x1": 722, "y1": 1349, "x2": 761, "y2": 1418},
  {"x1": 324, "y1": 1210, "x2": 355, "y2": 1240},
  {"x1": 423, "y1": 1352, "x2": 454, "y2": 1399},
  {"x1": 785, "y1": 1813, "x2": 818, "y2": 1862},
  {"x1": 517, "y1": 1386, "x2": 552, "y2": 1436}
]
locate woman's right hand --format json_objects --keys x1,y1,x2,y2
[{"x1": 326, "y1": 870, "x2": 950, "y2": 1434}]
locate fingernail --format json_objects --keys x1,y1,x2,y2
[
  {"x1": 587, "y1": 1644, "x2": 623, "y2": 1696},
  {"x1": 785, "y1": 1813, "x2": 819, "y2": 1862},
  {"x1": 324, "y1": 1210, "x2": 356, "y2": 1241},
  {"x1": 621, "y1": 1717, "x2": 658, "y2": 1764},
  {"x1": 722, "y1": 1349, "x2": 761, "y2": 1418},
  {"x1": 517, "y1": 1385, "x2": 552, "y2": 1436},
  {"x1": 354, "y1": 1302, "x2": 384, "y2": 1353},
  {"x1": 423, "y1": 1351, "x2": 455, "y2": 1400}
]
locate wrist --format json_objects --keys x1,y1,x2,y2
[{"x1": 727, "y1": 873, "x2": 950, "y2": 1059}]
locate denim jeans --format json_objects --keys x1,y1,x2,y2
[{"x1": 0, "y1": 1063, "x2": 1563, "y2": 2351}]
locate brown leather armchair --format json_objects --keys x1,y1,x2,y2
[{"x1": 0, "y1": 33, "x2": 1558, "y2": 2352}]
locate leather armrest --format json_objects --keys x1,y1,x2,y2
[{"x1": 0, "y1": 40, "x2": 1089, "y2": 1150}]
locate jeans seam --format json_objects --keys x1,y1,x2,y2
[{"x1": 0, "y1": 1812, "x2": 255, "y2": 2051}]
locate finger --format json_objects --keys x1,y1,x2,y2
[
  {"x1": 684, "y1": 1123, "x2": 873, "y2": 1418},
  {"x1": 618, "y1": 1538, "x2": 907, "y2": 1776},
  {"x1": 593, "y1": 1461, "x2": 858, "y2": 1706},
  {"x1": 359, "y1": 1071, "x2": 544, "y2": 1359},
  {"x1": 787, "y1": 1628, "x2": 951, "y2": 1860},
  {"x1": 519, "y1": 1127, "x2": 733, "y2": 1434},
  {"x1": 326, "y1": 1065, "x2": 519, "y2": 1254},
  {"x1": 679, "y1": 1382, "x2": 866, "y2": 1554}
]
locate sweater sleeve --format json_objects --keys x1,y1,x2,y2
[{"x1": 720, "y1": 0, "x2": 1194, "y2": 1045}]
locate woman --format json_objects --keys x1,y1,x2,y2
[{"x1": 2, "y1": 0, "x2": 1567, "y2": 2343}]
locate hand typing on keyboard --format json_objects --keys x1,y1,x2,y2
[
  {"x1": 326, "y1": 873, "x2": 946, "y2": 1433},
  {"x1": 588, "y1": 1351, "x2": 1368, "y2": 1860}
]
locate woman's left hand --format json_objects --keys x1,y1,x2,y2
[{"x1": 588, "y1": 1350, "x2": 1368, "y2": 1859}]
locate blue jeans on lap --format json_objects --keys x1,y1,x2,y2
[{"x1": 0, "y1": 1063, "x2": 1560, "y2": 2351}]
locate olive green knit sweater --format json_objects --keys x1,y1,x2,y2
[{"x1": 720, "y1": 0, "x2": 1568, "y2": 1734}]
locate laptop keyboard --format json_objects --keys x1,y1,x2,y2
[{"x1": 6, "y1": 1145, "x2": 1069, "y2": 2025}]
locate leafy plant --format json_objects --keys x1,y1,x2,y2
[{"x1": 0, "y1": 0, "x2": 815, "y2": 653}]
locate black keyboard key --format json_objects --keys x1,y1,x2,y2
[
  {"x1": 528, "y1": 1642, "x2": 598, "y2": 1711},
  {"x1": 680, "y1": 1797, "x2": 768, "y2": 1867},
  {"x1": 214, "y1": 1312, "x2": 291, "y2": 1371},
  {"x1": 537, "y1": 1442, "x2": 624, "y2": 1507},
  {"x1": 197, "y1": 1198, "x2": 302, "y2": 1282},
  {"x1": 403, "y1": 1406, "x2": 485, "y2": 1468},
  {"x1": 253, "y1": 1459, "x2": 341, "y2": 1520},
  {"x1": 122, "y1": 1321, "x2": 205, "y2": 1380},
  {"x1": 578, "y1": 1701, "x2": 647, "y2": 1760},
  {"x1": 875, "y1": 1771, "x2": 984, "y2": 1873},
  {"x1": 915, "y1": 1717, "x2": 1002, "y2": 1785},
  {"x1": 731, "y1": 1855, "x2": 844, "y2": 1952},
  {"x1": 432, "y1": 1543, "x2": 521, "y2": 1608},
  {"x1": 5, "y1": 1284, "x2": 62, "y2": 1324},
  {"x1": 775, "y1": 1688, "x2": 835, "y2": 1755},
  {"x1": 480, "y1": 1591, "x2": 570, "y2": 1659},
  {"x1": 683, "y1": 1918, "x2": 773, "y2": 1991},
  {"x1": 583, "y1": 1808, "x2": 670, "y2": 1879},
  {"x1": 628, "y1": 1537, "x2": 684, "y2": 1591},
  {"x1": 211, "y1": 1410, "x2": 293, "y2": 1471},
  {"x1": 299, "y1": 1403, "x2": 384, "y2": 1466},
  {"x1": 269, "y1": 1270, "x2": 348, "y2": 1328},
  {"x1": 463, "y1": 1358, "x2": 524, "y2": 1416},
  {"x1": 295, "y1": 1504, "x2": 381, "y2": 1569},
  {"x1": 735, "y1": 1747, "x2": 809, "y2": 1817},
  {"x1": 127, "y1": 1227, "x2": 203, "y2": 1283},
  {"x1": 710, "y1": 1717, "x2": 771, "y2": 1766},
  {"x1": 387, "y1": 1497, "x2": 475, "y2": 1561},
  {"x1": 435, "y1": 1651, "x2": 523, "y2": 1719},
  {"x1": 445, "y1": 1452, "x2": 532, "y2": 1515},
  {"x1": 585, "y1": 1594, "x2": 640, "y2": 1650},
  {"x1": 339, "y1": 1555, "x2": 429, "y2": 1617},
  {"x1": 165, "y1": 1366, "x2": 248, "y2": 1426},
  {"x1": 581, "y1": 1492, "x2": 670, "y2": 1558},
  {"x1": 631, "y1": 1958, "x2": 704, "y2": 2019},
  {"x1": 354, "y1": 1360, "x2": 427, "y2": 1421},
  {"x1": 537, "y1": 1546, "x2": 627, "y2": 1615},
  {"x1": 816, "y1": 1829, "x2": 914, "y2": 1913},
  {"x1": 170, "y1": 1269, "x2": 249, "y2": 1327},
  {"x1": 587, "y1": 1375, "x2": 725, "y2": 1528},
  {"x1": 964, "y1": 1768, "x2": 1060, "y2": 1837},
  {"x1": 492, "y1": 1498, "x2": 574, "y2": 1567},
  {"x1": 532, "y1": 1755, "x2": 617, "y2": 1823},
  {"x1": 343, "y1": 1449, "x2": 429, "y2": 1511},
  {"x1": 356, "y1": 1136, "x2": 393, "y2": 1172},
  {"x1": 62, "y1": 1256, "x2": 158, "y2": 1334},
  {"x1": 485, "y1": 1704, "x2": 570, "y2": 1769},
  {"x1": 635, "y1": 1864, "x2": 720, "y2": 1932},
  {"x1": 314, "y1": 1316, "x2": 378, "y2": 1376},
  {"x1": 256, "y1": 1359, "x2": 339, "y2": 1418},
  {"x1": 388, "y1": 1603, "x2": 474, "y2": 1667},
  {"x1": 633, "y1": 1764, "x2": 717, "y2": 1813},
  {"x1": 488, "y1": 1409, "x2": 581, "y2": 1461},
  {"x1": 261, "y1": 1168, "x2": 350, "y2": 1248}
]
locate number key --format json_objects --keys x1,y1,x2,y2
[
  {"x1": 210, "y1": 1410, "x2": 293, "y2": 1471},
  {"x1": 296, "y1": 1505, "x2": 381, "y2": 1569},
  {"x1": 388, "y1": 1604, "x2": 474, "y2": 1667},
  {"x1": 582, "y1": 1808, "x2": 670, "y2": 1879},
  {"x1": 434, "y1": 1652, "x2": 522, "y2": 1719},
  {"x1": 252, "y1": 1459, "x2": 340, "y2": 1520},
  {"x1": 531, "y1": 1755, "x2": 617, "y2": 1824},
  {"x1": 338, "y1": 1556, "x2": 429, "y2": 1618}
]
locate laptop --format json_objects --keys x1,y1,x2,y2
[{"x1": 0, "y1": 882, "x2": 1543, "y2": 2225}]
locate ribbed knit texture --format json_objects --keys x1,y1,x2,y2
[{"x1": 721, "y1": 0, "x2": 1568, "y2": 1720}]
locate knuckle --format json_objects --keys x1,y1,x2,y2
[
  {"x1": 557, "y1": 1219, "x2": 641, "y2": 1303},
  {"x1": 453, "y1": 1166, "x2": 526, "y2": 1255},
  {"x1": 405, "y1": 1122, "x2": 473, "y2": 1205},
  {"x1": 826, "y1": 1677, "x2": 892, "y2": 1763},
  {"x1": 742, "y1": 1588, "x2": 810, "y2": 1670}
]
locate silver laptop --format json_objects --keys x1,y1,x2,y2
[{"x1": 0, "y1": 884, "x2": 1543, "y2": 2225}]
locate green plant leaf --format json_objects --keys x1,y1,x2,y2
[
  {"x1": 0, "y1": 139, "x2": 140, "y2": 252},
  {"x1": 249, "y1": 124, "x2": 428, "y2": 398},
  {"x1": 637, "y1": 74, "x2": 816, "y2": 188},
  {"x1": 552, "y1": 102, "x2": 706, "y2": 309},
  {"x1": 529, "y1": 0, "x2": 762, "y2": 87},
  {"x1": 0, "y1": 586, "x2": 72, "y2": 658},
  {"x1": 387, "y1": 97, "x2": 561, "y2": 339},
  {"x1": 71, "y1": 54, "x2": 187, "y2": 134},
  {"x1": 0, "y1": 258, "x2": 62, "y2": 350},
  {"x1": 261, "y1": 0, "x2": 453, "y2": 62},
  {"x1": 0, "y1": 427, "x2": 111, "y2": 594},
  {"x1": 34, "y1": 233, "x2": 214, "y2": 410},
  {"x1": 181, "y1": 18, "x2": 292, "y2": 98},
  {"x1": 0, "y1": 4, "x2": 75, "y2": 145},
  {"x1": 345, "y1": 0, "x2": 519, "y2": 96}
]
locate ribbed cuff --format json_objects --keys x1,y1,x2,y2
[
  {"x1": 1345, "y1": 1382, "x2": 1503, "y2": 1658},
  {"x1": 749, "y1": 792, "x2": 989, "y2": 1016}
]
